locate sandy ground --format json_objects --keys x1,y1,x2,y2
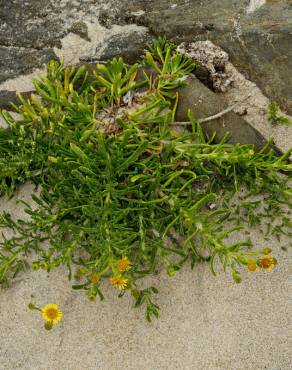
[{"x1": 0, "y1": 185, "x2": 291, "y2": 370}]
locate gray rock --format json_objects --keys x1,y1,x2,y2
[
  {"x1": 0, "y1": 0, "x2": 65, "y2": 49},
  {"x1": 99, "y1": 31, "x2": 152, "y2": 64},
  {"x1": 176, "y1": 75, "x2": 268, "y2": 152},
  {"x1": 108, "y1": 0, "x2": 292, "y2": 113},
  {"x1": 1, "y1": 0, "x2": 291, "y2": 115},
  {"x1": 0, "y1": 90, "x2": 33, "y2": 110},
  {"x1": 0, "y1": 1, "x2": 104, "y2": 83},
  {"x1": 0, "y1": 46, "x2": 58, "y2": 84}
]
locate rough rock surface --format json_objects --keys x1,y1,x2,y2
[
  {"x1": 103, "y1": 0, "x2": 292, "y2": 114},
  {"x1": 178, "y1": 41, "x2": 232, "y2": 93},
  {"x1": 98, "y1": 31, "x2": 152, "y2": 64},
  {"x1": 0, "y1": 0, "x2": 150, "y2": 84},
  {"x1": 1, "y1": 1, "x2": 291, "y2": 113},
  {"x1": 0, "y1": 0, "x2": 292, "y2": 113},
  {"x1": 178, "y1": 40, "x2": 292, "y2": 155},
  {"x1": 0, "y1": 45, "x2": 57, "y2": 84},
  {"x1": 176, "y1": 75, "x2": 268, "y2": 151}
]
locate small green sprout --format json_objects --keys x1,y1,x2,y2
[{"x1": 268, "y1": 101, "x2": 292, "y2": 125}]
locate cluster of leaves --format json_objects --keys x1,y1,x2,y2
[{"x1": 0, "y1": 38, "x2": 291, "y2": 321}]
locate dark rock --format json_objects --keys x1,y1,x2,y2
[
  {"x1": 105, "y1": 0, "x2": 292, "y2": 114},
  {"x1": 0, "y1": 1, "x2": 103, "y2": 83},
  {"x1": 0, "y1": 0, "x2": 291, "y2": 117},
  {"x1": 99, "y1": 31, "x2": 152, "y2": 64},
  {"x1": 0, "y1": 90, "x2": 33, "y2": 110},
  {"x1": 192, "y1": 65, "x2": 213, "y2": 91},
  {"x1": 0, "y1": 1, "x2": 65, "y2": 49},
  {"x1": 0, "y1": 46, "x2": 58, "y2": 84},
  {"x1": 176, "y1": 75, "x2": 268, "y2": 151}
]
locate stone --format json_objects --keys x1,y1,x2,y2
[
  {"x1": 106, "y1": 0, "x2": 292, "y2": 114},
  {"x1": 0, "y1": 1, "x2": 151, "y2": 85},
  {"x1": 0, "y1": 46, "x2": 58, "y2": 84},
  {"x1": 1, "y1": 0, "x2": 291, "y2": 114},
  {"x1": 0, "y1": 90, "x2": 33, "y2": 110},
  {"x1": 178, "y1": 41, "x2": 232, "y2": 93},
  {"x1": 176, "y1": 75, "x2": 268, "y2": 151},
  {"x1": 99, "y1": 31, "x2": 152, "y2": 64}
]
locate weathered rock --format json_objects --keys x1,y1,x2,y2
[
  {"x1": 176, "y1": 75, "x2": 268, "y2": 151},
  {"x1": 0, "y1": 46, "x2": 58, "y2": 84},
  {"x1": 105, "y1": 0, "x2": 292, "y2": 114},
  {"x1": 0, "y1": 0, "x2": 74, "y2": 83},
  {"x1": 1, "y1": 0, "x2": 290, "y2": 114},
  {"x1": 178, "y1": 41, "x2": 232, "y2": 93},
  {"x1": 0, "y1": 90, "x2": 33, "y2": 110},
  {"x1": 0, "y1": 0, "x2": 65, "y2": 49},
  {"x1": 0, "y1": 0, "x2": 151, "y2": 85},
  {"x1": 99, "y1": 31, "x2": 152, "y2": 64}
]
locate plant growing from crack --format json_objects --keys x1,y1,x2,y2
[
  {"x1": 0, "y1": 38, "x2": 290, "y2": 321},
  {"x1": 268, "y1": 101, "x2": 292, "y2": 126}
]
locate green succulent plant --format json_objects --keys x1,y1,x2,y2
[{"x1": 0, "y1": 39, "x2": 291, "y2": 321}]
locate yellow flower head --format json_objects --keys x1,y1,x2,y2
[
  {"x1": 259, "y1": 255, "x2": 277, "y2": 272},
  {"x1": 110, "y1": 275, "x2": 128, "y2": 290},
  {"x1": 117, "y1": 256, "x2": 131, "y2": 272},
  {"x1": 41, "y1": 304, "x2": 62, "y2": 325},
  {"x1": 90, "y1": 273, "x2": 101, "y2": 284},
  {"x1": 246, "y1": 260, "x2": 259, "y2": 273}
]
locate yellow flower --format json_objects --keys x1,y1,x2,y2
[
  {"x1": 117, "y1": 256, "x2": 131, "y2": 272},
  {"x1": 90, "y1": 273, "x2": 101, "y2": 284},
  {"x1": 259, "y1": 255, "x2": 277, "y2": 272},
  {"x1": 246, "y1": 260, "x2": 259, "y2": 272},
  {"x1": 110, "y1": 275, "x2": 128, "y2": 290},
  {"x1": 41, "y1": 304, "x2": 62, "y2": 325}
]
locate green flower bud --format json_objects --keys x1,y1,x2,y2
[
  {"x1": 44, "y1": 321, "x2": 54, "y2": 330},
  {"x1": 28, "y1": 303, "x2": 37, "y2": 310}
]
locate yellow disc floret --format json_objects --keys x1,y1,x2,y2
[
  {"x1": 41, "y1": 304, "x2": 62, "y2": 324},
  {"x1": 110, "y1": 275, "x2": 128, "y2": 290},
  {"x1": 246, "y1": 260, "x2": 259, "y2": 272},
  {"x1": 259, "y1": 255, "x2": 277, "y2": 272},
  {"x1": 117, "y1": 256, "x2": 131, "y2": 272}
]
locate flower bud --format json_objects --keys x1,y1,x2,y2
[{"x1": 44, "y1": 321, "x2": 54, "y2": 330}]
